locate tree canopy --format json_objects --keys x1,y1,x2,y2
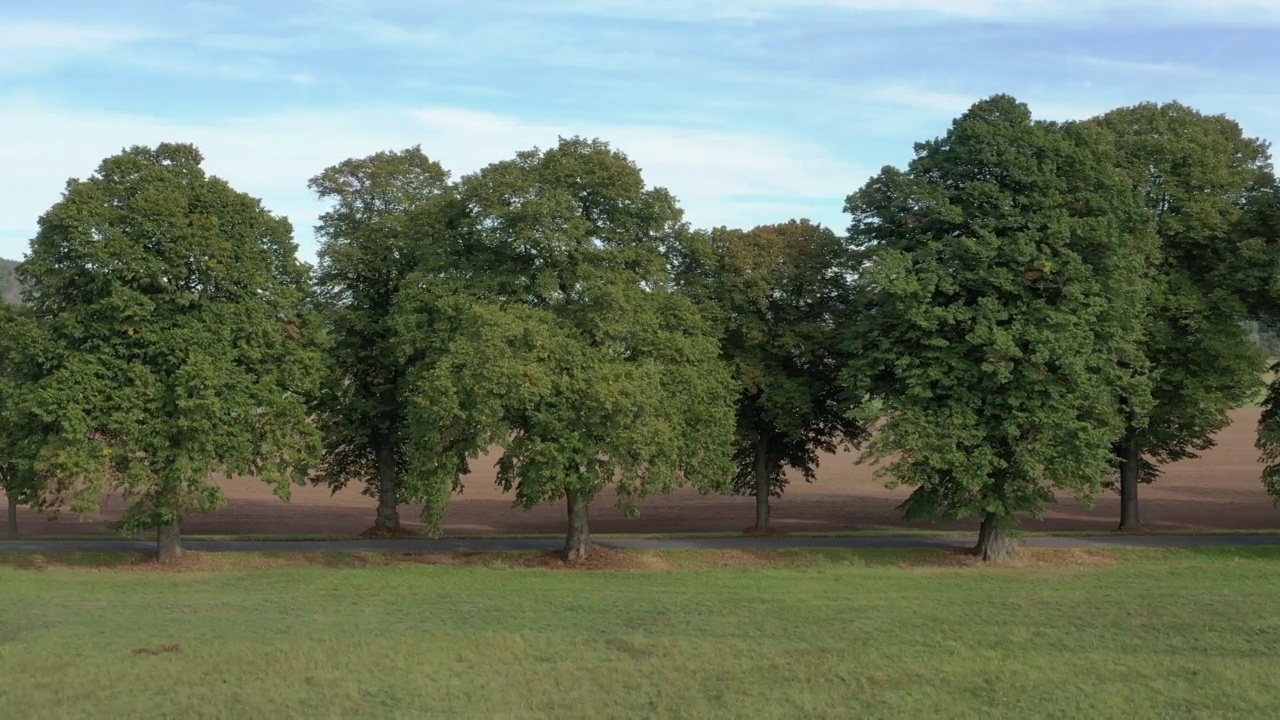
[
  {"x1": 0, "y1": 304, "x2": 44, "y2": 537},
  {"x1": 843, "y1": 95, "x2": 1156, "y2": 561},
  {"x1": 691, "y1": 220, "x2": 864, "y2": 533},
  {"x1": 17, "y1": 143, "x2": 324, "y2": 561},
  {"x1": 1088, "y1": 102, "x2": 1273, "y2": 529},
  {"x1": 308, "y1": 146, "x2": 454, "y2": 535},
  {"x1": 401, "y1": 137, "x2": 737, "y2": 560},
  {"x1": 1245, "y1": 175, "x2": 1280, "y2": 500}
]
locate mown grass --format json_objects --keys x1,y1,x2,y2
[{"x1": 2, "y1": 548, "x2": 1280, "y2": 718}]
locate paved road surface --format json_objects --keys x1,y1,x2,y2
[{"x1": 5, "y1": 534, "x2": 1280, "y2": 554}]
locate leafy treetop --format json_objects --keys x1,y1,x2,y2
[
  {"x1": 844, "y1": 95, "x2": 1156, "y2": 558},
  {"x1": 17, "y1": 143, "x2": 323, "y2": 543},
  {"x1": 401, "y1": 137, "x2": 737, "y2": 556},
  {"x1": 307, "y1": 147, "x2": 453, "y2": 531},
  {"x1": 691, "y1": 220, "x2": 864, "y2": 530},
  {"x1": 1089, "y1": 103, "x2": 1271, "y2": 488}
]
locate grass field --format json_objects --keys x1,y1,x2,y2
[{"x1": 3, "y1": 548, "x2": 1280, "y2": 718}]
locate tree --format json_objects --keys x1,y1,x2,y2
[
  {"x1": 308, "y1": 147, "x2": 454, "y2": 536},
  {"x1": 693, "y1": 221, "x2": 865, "y2": 533},
  {"x1": 0, "y1": 305, "x2": 42, "y2": 537},
  {"x1": 1243, "y1": 175, "x2": 1280, "y2": 498},
  {"x1": 844, "y1": 95, "x2": 1155, "y2": 562},
  {"x1": 18, "y1": 143, "x2": 323, "y2": 562},
  {"x1": 402, "y1": 137, "x2": 737, "y2": 561},
  {"x1": 1089, "y1": 103, "x2": 1273, "y2": 530}
]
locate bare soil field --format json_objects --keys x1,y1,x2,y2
[{"x1": 14, "y1": 408, "x2": 1279, "y2": 536}]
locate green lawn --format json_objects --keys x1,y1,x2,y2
[{"x1": 2, "y1": 548, "x2": 1280, "y2": 718}]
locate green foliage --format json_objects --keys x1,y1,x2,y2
[
  {"x1": 307, "y1": 147, "x2": 454, "y2": 526},
  {"x1": 0, "y1": 305, "x2": 44, "y2": 509},
  {"x1": 16, "y1": 143, "x2": 323, "y2": 534},
  {"x1": 1247, "y1": 176, "x2": 1280, "y2": 498},
  {"x1": 1235, "y1": 174, "x2": 1280, "y2": 325},
  {"x1": 403, "y1": 137, "x2": 737, "y2": 534},
  {"x1": 0, "y1": 258, "x2": 20, "y2": 305},
  {"x1": 1090, "y1": 102, "x2": 1272, "y2": 483},
  {"x1": 844, "y1": 95, "x2": 1155, "y2": 529},
  {"x1": 692, "y1": 221, "x2": 864, "y2": 499}
]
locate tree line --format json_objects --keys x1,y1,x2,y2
[{"x1": 2, "y1": 95, "x2": 1279, "y2": 563}]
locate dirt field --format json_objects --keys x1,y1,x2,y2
[{"x1": 13, "y1": 408, "x2": 1279, "y2": 536}]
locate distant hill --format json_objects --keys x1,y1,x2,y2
[{"x1": 0, "y1": 258, "x2": 20, "y2": 305}]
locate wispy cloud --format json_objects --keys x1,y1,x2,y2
[
  {"x1": 119, "y1": 51, "x2": 317, "y2": 85},
  {"x1": 0, "y1": 98, "x2": 866, "y2": 261},
  {"x1": 1071, "y1": 55, "x2": 1212, "y2": 77},
  {"x1": 2, "y1": 0, "x2": 1277, "y2": 264},
  {"x1": 0, "y1": 20, "x2": 152, "y2": 76},
  {"x1": 535, "y1": 0, "x2": 1280, "y2": 22},
  {"x1": 867, "y1": 86, "x2": 1105, "y2": 121},
  {"x1": 0, "y1": 21, "x2": 150, "y2": 52}
]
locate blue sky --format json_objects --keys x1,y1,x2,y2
[{"x1": 2, "y1": 0, "x2": 1279, "y2": 264}]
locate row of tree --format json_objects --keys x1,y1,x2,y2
[{"x1": 2, "y1": 95, "x2": 1279, "y2": 563}]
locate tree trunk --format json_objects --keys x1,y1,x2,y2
[
  {"x1": 754, "y1": 435, "x2": 771, "y2": 534},
  {"x1": 973, "y1": 513, "x2": 1017, "y2": 563},
  {"x1": 1117, "y1": 435, "x2": 1141, "y2": 531},
  {"x1": 374, "y1": 441, "x2": 400, "y2": 532},
  {"x1": 5, "y1": 490, "x2": 17, "y2": 539},
  {"x1": 564, "y1": 488, "x2": 590, "y2": 562},
  {"x1": 156, "y1": 523, "x2": 182, "y2": 564}
]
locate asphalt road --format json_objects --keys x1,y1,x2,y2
[{"x1": 4, "y1": 533, "x2": 1280, "y2": 554}]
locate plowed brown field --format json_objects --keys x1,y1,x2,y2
[{"x1": 14, "y1": 408, "x2": 1279, "y2": 536}]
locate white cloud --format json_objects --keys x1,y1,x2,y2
[
  {"x1": 537, "y1": 0, "x2": 1280, "y2": 21},
  {"x1": 1073, "y1": 56, "x2": 1211, "y2": 76},
  {"x1": 0, "y1": 20, "x2": 151, "y2": 76},
  {"x1": 867, "y1": 86, "x2": 1104, "y2": 121},
  {"x1": 0, "y1": 21, "x2": 149, "y2": 52},
  {"x1": 533, "y1": 0, "x2": 1024, "y2": 20},
  {"x1": 0, "y1": 99, "x2": 866, "y2": 262}
]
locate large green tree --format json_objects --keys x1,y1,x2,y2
[
  {"x1": 18, "y1": 143, "x2": 323, "y2": 561},
  {"x1": 402, "y1": 137, "x2": 737, "y2": 560},
  {"x1": 693, "y1": 221, "x2": 864, "y2": 533},
  {"x1": 844, "y1": 96, "x2": 1155, "y2": 562},
  {"x1": 308, "y1": 147, "x2": 454, "y2": 535},
  {"x1": 1089, "y1": 103, "x2": 1273, "y2": 529}
]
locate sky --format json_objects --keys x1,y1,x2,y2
[{"x1": 2, "y1": 0, "x2": 1279, "y2": 264}]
